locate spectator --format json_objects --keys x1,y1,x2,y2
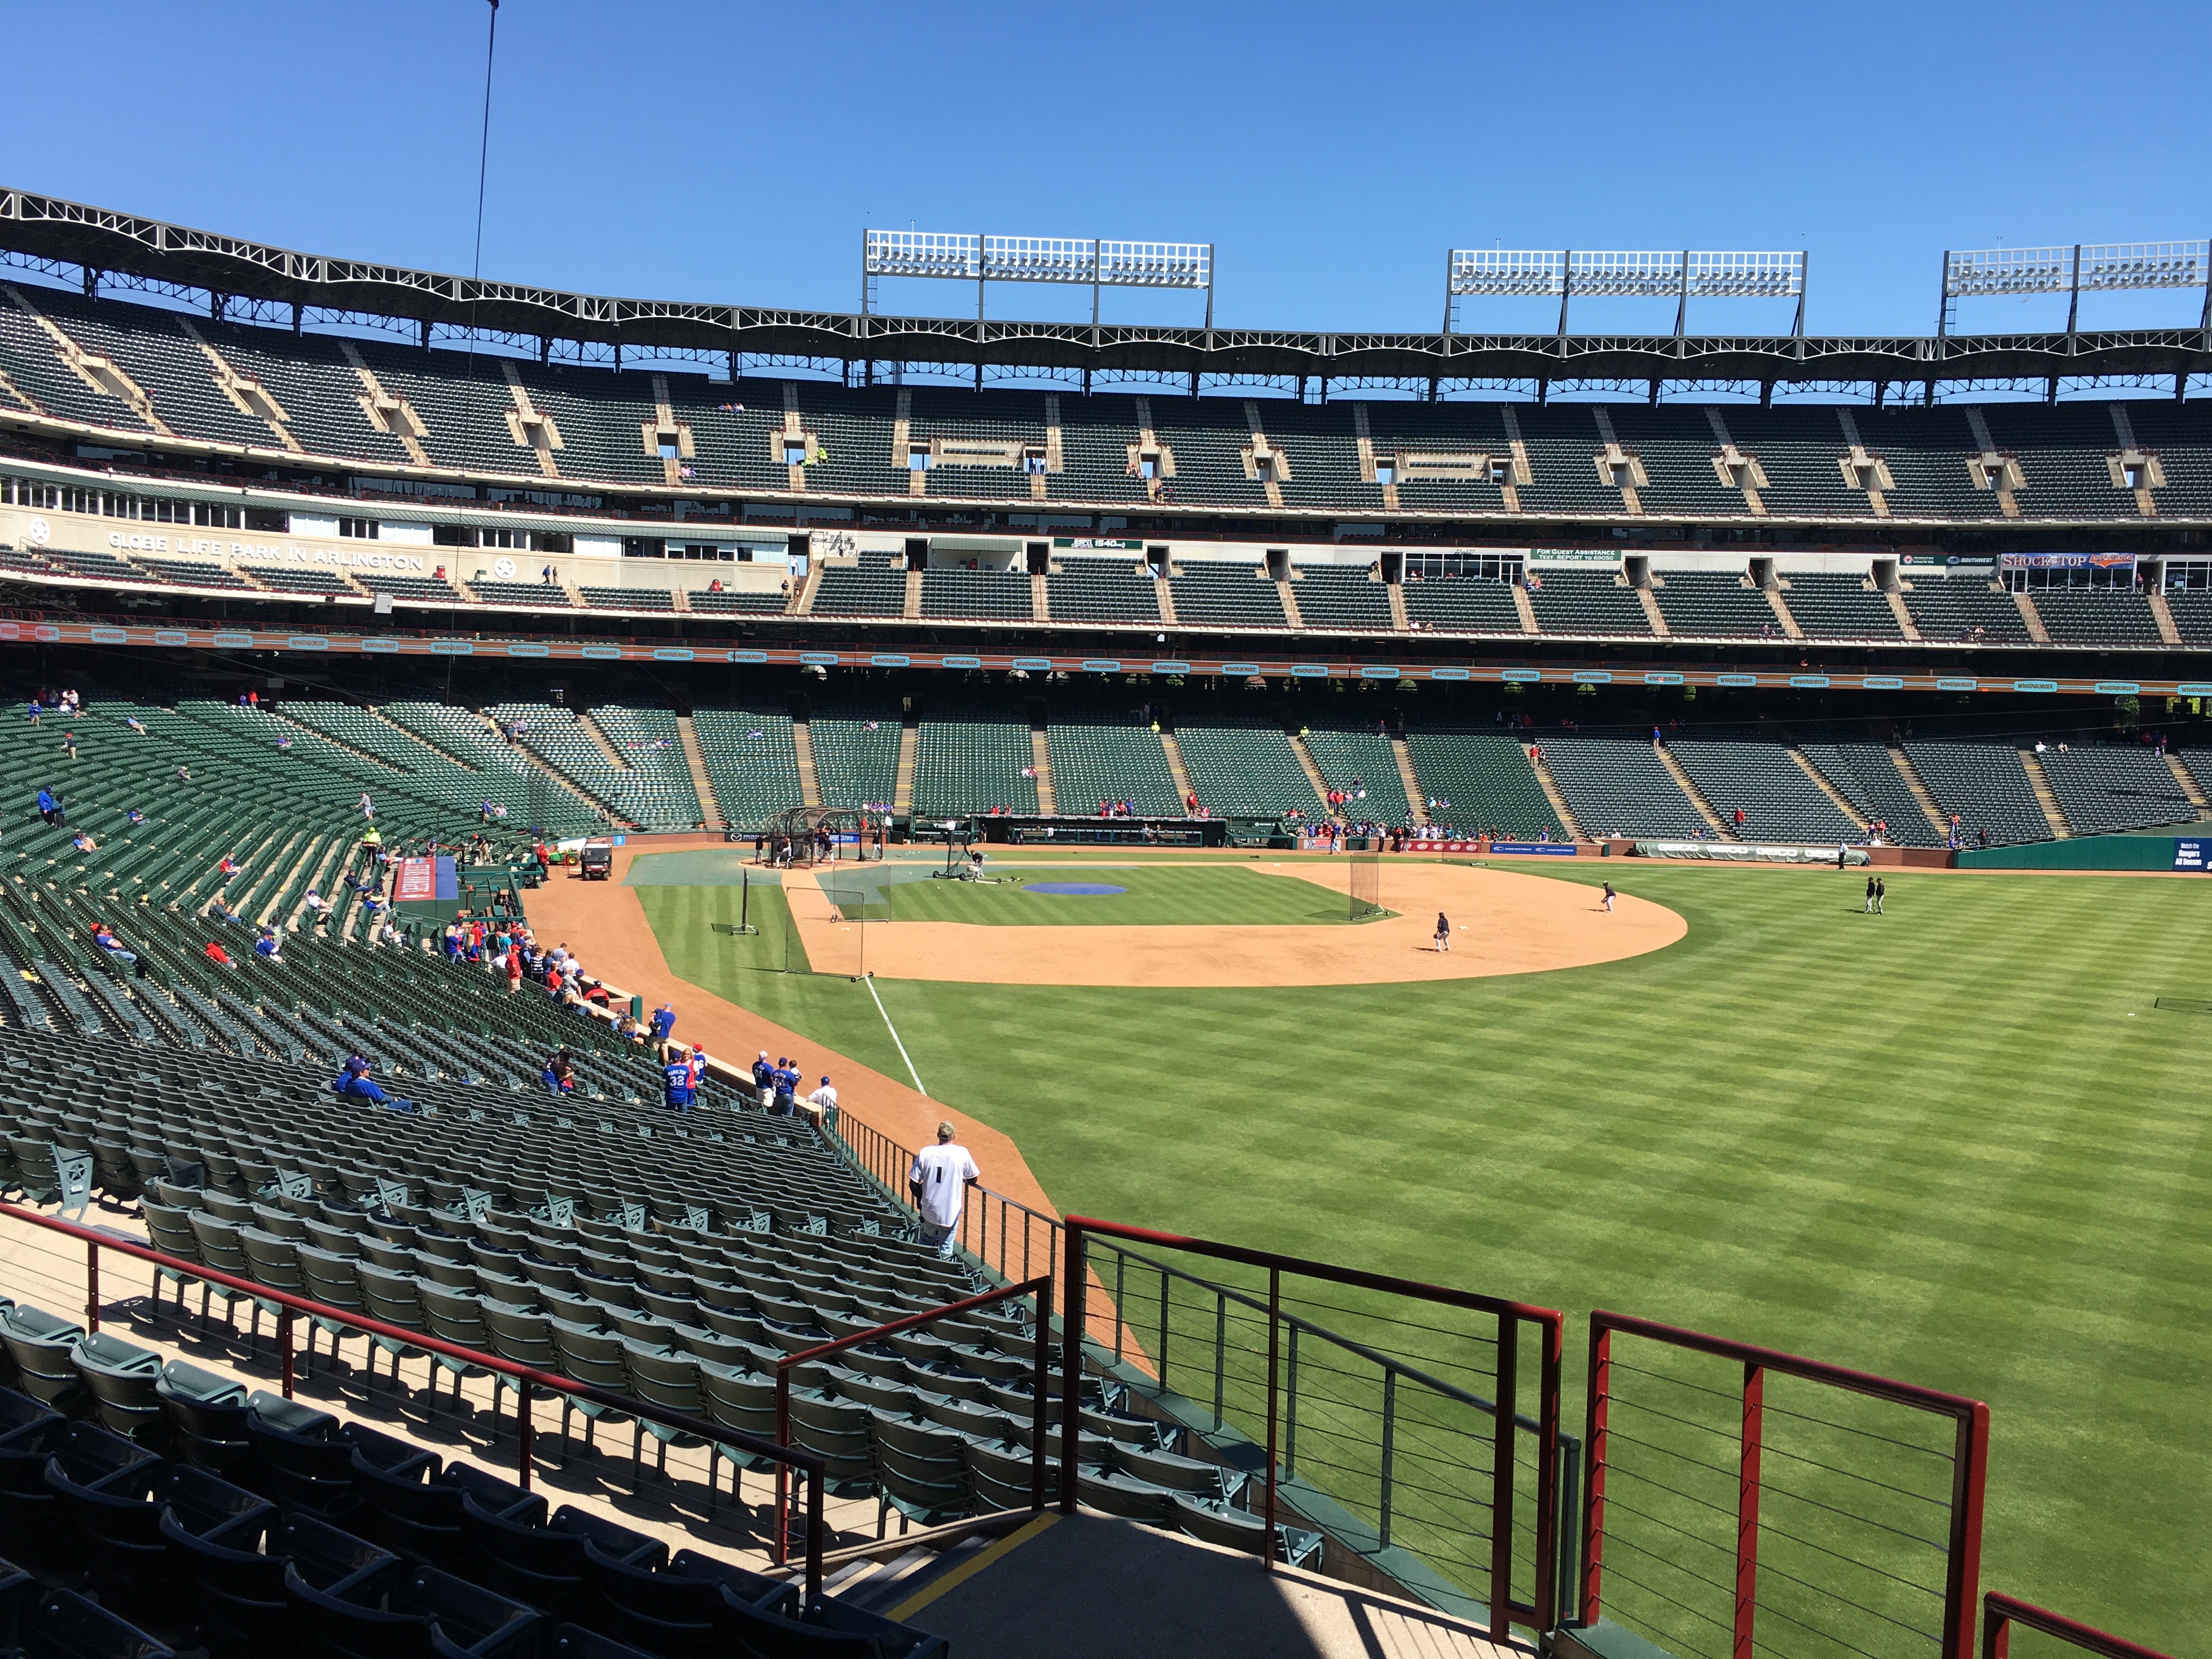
[
  {"x1": 255, "y1": 930, "x2": 283, "y2": 963},
  {"x1": 541, "y1": 1050, "x2": 575, "y2": 1094},
  {"x1": 71, "y1": 831, "x2": 99, "y2": 855},
  {"x1": 89, "y1": 923, "x2": 135, "y2": 963},
  {"x1": 332, "y1": 1059, "x2": 411, "y2": 1113},
  {"x1": 650, "y1": 1001, "x2": 676, "y2": 1044},
  {"x1": 662, "y1": 1048, "x2": 697, "y2": 1113},
  {"x1": 35, "y1": 787, "x2": 59, "y2": 826},
  {"x1": 61, "y1": 732, "x2": 76, "y2": 760},
  {"x1": 204, "y1": 941, "x2": 234, "y2": 967},
  {"x1": 177, "y1": 765, "x2": 191, "y2": 782},
  {"x1": 24, "y1": 701, "x2": 37, "y2": 725},
  {"x1": 805, "y1": 1074, "x2": 838, "y2": 1127},
  {"x1": 126, "y1": 808, "x2": 145, "y2": 826},
  {"x1": 583, "y1": 979, "x2": 612, "y2": 1008},
  {"x1": 752, "y1": 1049, "x2": 776, "y2": 1109},
  {"x1": 909, "y1": 1122, "x2": 980, "y2": 1260},
  {"x1": 772, "y1": 1056, "x2": 802, "y2": 1115}
]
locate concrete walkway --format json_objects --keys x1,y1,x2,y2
[{"x1": 898, "y1": 1511, "x2": 1530, "y2": 1659}]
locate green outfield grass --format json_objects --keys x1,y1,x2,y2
[{"x1": 639, "y1": 862, "x2": 2212, "y2": 1647}]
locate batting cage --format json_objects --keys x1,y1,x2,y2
[
  {"x1": 1349, "y1": 847, "x2": 1384, "y2": 920},
  {"x1": 760, "y1": 804, "x2": 885, "y2": 867}
]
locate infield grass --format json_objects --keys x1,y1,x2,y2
[{"x1": 640, "y1": 861, "x2": 2212, "y2": 1648}]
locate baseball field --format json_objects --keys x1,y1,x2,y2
[{"x1": 619, "y1": 851, "x2": 2211, "y2": 1647}]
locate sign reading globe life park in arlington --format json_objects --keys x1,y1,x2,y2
[{"x1": 104, "y1": 530, "x2": 433, "y2": 573}]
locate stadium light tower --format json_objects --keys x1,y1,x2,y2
[
  {"x1": 861, "y1": 230, "x2": 1214, "y2": 326},
  {"x1": 1936, "y1": 239, "x2": 2210, "y2": 337},
  {"x1": 1442, "y1": 249, "x2": 1807, "y2": 337}
]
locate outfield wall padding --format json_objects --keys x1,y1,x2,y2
[{"x1": 1953, "y1": 834, "x2": 2192, "y2": 871}]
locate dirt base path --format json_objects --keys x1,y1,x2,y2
[
  {"x1": 519, "y1": 838, "x2": 1060, "y2": 1226},
  {"x1": 781, "y1": 859, "x2": 1683, "y2": 987}
]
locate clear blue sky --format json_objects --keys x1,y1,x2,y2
[{"x1": 5, "y1": 0, "x2": 2208, "y2": 340}]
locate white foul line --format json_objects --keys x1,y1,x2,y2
[{"x1": 865, "y1": 973, "x2": 927, "y2": 1097}]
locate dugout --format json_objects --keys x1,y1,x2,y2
[{"x1": 981, "y1": 813, "x2": 1228, "y2": 848}]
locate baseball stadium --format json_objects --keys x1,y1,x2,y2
[{"x1": 0, "y1": 15, "x2": 2207, "y2": 1658}]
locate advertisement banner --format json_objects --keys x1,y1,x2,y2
[
  {"x1": 1637, "y1": 841, "x2": 1869, "y2": 865},
  {"x1": 1526, "y1": 547, "x2": 1621, "y2": 567},
  {"x1": 1999, "y1": 552, "x2": 2136, "y2": 571},
  {"x1": 1900, "y1": 553, "x2": 1997, "y2": 569},
  {"x1": 1489, "y1": 842, "x2": 1579, "y2": 856},
  {"x1": 2175, "y1": 839, "x2": 2211, "y2": 872}
]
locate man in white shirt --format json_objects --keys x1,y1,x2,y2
[
  {"x1": 804, "y1": 1075, "x2": 838, "y2": 1127},
  {"x1": 909, "y1": 1121, "x2": 979, "y2": 1261}
]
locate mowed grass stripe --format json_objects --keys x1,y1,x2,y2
[{"x1": 644, "y1": 864, "x2": 2212, "y2": 1648}]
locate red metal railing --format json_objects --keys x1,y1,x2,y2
[
  {"x1": 771, "y1": 1275, "x2": 1055, "y2": 1566},
  {"x1": 1981, "y1": 1594, "x2": 2177, "y2": 1659},
  {"x1": 1583, "y1": 1311, "x2": 1990, "y2": 1659},
  {"x1": 0, "y1": 1200, "x2": 835, "y2": 1602},
  {"x1": 1061, "y1": 1216, "x2": 1563, "y2": 1643}
]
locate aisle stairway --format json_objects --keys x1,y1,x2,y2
[
  {"x1": 793, "y1": 716, "x2": 823, "y2": 808},
  {"x1": 1390, "y1": 736, "x2": 1427, "y2": 823},
  {"x1": 1030, "y1": 725, "x2": 1057, "y2": 814},
  {"x1": 1654, "y1": 742, "x2": 1733, "y2": 838},
  {"x1": 677, "y1": 714, "x2": 724, "y2": 828},
  {"x1": 2021, "y1": 748, "x2": 2073, "y2": 838},
  {"x1": 1887, "y1": 745, "x2": 1954, "y2": 838}
]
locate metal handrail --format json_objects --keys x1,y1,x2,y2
[
  {"x1": 769, "y1": 1275, "x2": 1056, "y2": 1568},
  {"x1": 0, "y1": 1199, "x2": 834, "y2": 1605},
  {"x1": 1982, "y1": 1593, "x2": 2176, "y2": 1659},
  {"x1": 1062, "y1": 1215, "x2": 1563, "y2": 1644},
  {"x1": 1584, "y1": 1308, "x2": 1991, "y2": 1659}
]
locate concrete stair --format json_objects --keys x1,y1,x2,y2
[
  {"x1": 1030, "y1": 572, "x2": 1050, "y2": 621},
  {"x1": 1523, "y1": 746, "x2": 1584, "y2": 839},
  {"x1": 1029, "y1": 726, "x2": 1057, "y2": 815},
  {"x1": 1154, "y1": 577, "x2": 1178, "y2": 625},
  {"x1": 574, "y1": 710, "x2": 632, "y2": 772},
  {"x1": 2014, "y1": 589, "x2": 2051, "y2": 644},
  {"x1": 1512, "y1": 583, "x2": 1539, "y2": 635},
  {"x1": 1287, "y1": 733, "x2": 1335, "y2": 816},
  {"x1": 1277, "y1": 580, "x2": 1304, "y2": 629},
  {"x1": 2168, "y1": 752, "x2": 2209, "y2": 810},
  {"x1": 2020, "y1": 748, "x2": 2072, "y2": 838},
  {"x1": 793, "y1": 718, "x2": 822, "y2": 809},
  {"x1": 676, "y1": 715, "x2": 723, "y2": 828},
  {"x1": 2148, "y1": 589, "x2": 2184, "y2": 646},
  {"x1": 1637, "y1": 585, "x2": 1671, "y2": 637},
  {"x1": 1654, "y1": 742, "x2": 1734, "y2": 838},
  {"x1": 1390, "y1": 735, "x2": 1427, "y2": 823},
  {"x1": 1158, "y1": 729, "x2": 1195, "y2": 808},
  {"x1": 1887, "y1": 746, "x2": 1951, "y2": 839},
  {"x1": 794, "y1": 560, "x2": 825, "y2": 615},
  {"x1": 1767, "y1": 586, "x2": 1804, "y2": 640},
  {"x1": 1387, "y1": 582, "x2": 1410, "y2": 633},
  {"x1": 1791, "y1": 748, "x2": 1867, "y2": 830},
  {"x1": 903, "y1": 568, "x2": 922, "y2": 619},
  {"x1": 1886, "y1": 588, "x2": 1922, "y2": 640},
  {"x1": 893, "y1": 720, "x2": 918, "y2": 814},
  {"x1": 487, "y1": 713, "x2": 629, "y2": 825}
]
